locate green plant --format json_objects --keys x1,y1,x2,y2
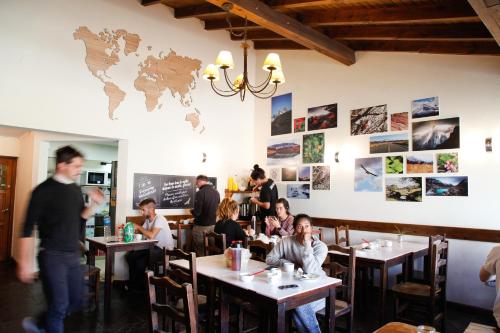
[{"x1": 386, "y1": 156, "x2": 403, "y2": 174}]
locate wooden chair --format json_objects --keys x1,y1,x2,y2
[
  {"x1": 153, "y1": 223, "x2": 184, "y2": 276},
  {"x1": 145, "y1": 271, "x2": 197, "y2": 333},
  {"x1": 334, "y1": 225, "x2": 350, "y2": 247},
  {"x1": 317, "y1": 244, "x2": 356, "y2": 333},
  {"x1": 203, "y1": 231, "x2": 226, "y2": 256},
  {"x1": 247, "y1": 239, "x2": 274, "y2": 262},
  {"x1": 82, "y1": 264, "x2": 100, "y2": 310},
  {"x1": 392, "y1": 239, "x2": 449, "y2": 332}
]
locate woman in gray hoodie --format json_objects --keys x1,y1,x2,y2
[{"x1": 266, "y1": 214, "x2": 328, "y2": 333}]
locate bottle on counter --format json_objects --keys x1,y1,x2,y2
[{"x1": 103, "y1": 216, "x2": 111, "y2": 242}]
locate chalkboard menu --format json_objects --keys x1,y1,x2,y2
[{"x1": 133, "y1": 173, "x2": 216, "y2": 209}]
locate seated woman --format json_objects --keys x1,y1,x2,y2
[
  {"x1": 265, "y1": 198, "x2": 294, "y2": 237},
  {"x1": 214, "y1": 198, "x2": 255, "y2": 248},
  {"x1": 265, "y1": 214, "x2": 327, "y2": 333}
]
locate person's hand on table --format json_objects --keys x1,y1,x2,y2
[{"x1": 249, "y1": 197, "x2": 258, "y2": 205}]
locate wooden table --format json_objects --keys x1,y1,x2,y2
[
  {"x1": 328, "y1": 241, "x2": 428, "y2": 324},
  {"x1": 171, "y1": 254, "x2": 342, "y2": 333},
  {"x1": 374, "y1": 322, "x2": 418, "y2": 333},
  {"x1": 86, "y1": 236, "x2": 158, "y2": 312}
]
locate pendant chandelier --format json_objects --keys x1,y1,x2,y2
[{"x1": 202, "y1": 3, "x2": 285, "y2": 101}]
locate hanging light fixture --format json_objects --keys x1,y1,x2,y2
[{"x1": 202, "y1": 2, "x2": 285, "y2": 101}]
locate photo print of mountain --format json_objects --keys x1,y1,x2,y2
[
  {"x1": 412, "y1": 96, "x2": 439, "y2": 119},
  {"x1": 312, "y1": 166, "x2": 330, "y2": 190},
  {"x1": 370, "y1": 133, "x2": 409, "y2": 154},
  {"x1": 287, "y1": 184, "x2": 310, "y2": 199},
  {"x1": 307, "y1": 103, "x2": 337, "y2": 131},
  {"x1": 386, "y1": 177, "x2": 422, "y2": 202},
  {"x1": 298, "y1": 166, "x2": 311, "y2": 181},
  {"x1": 351, "y1": 104, "x2": 387, "y2": 135},
  {"x1": 426, "y1": 176, "x2": 468, "y2": 196},
  {"x1": 354, "y1": 157, "x2": 383, "y2": 192},
  {"x1": 412, "y1": 117, "x2": 460, "y2": 151},
  {"x1": 271, "y1": 93, "x2": 292, "y2": 136},
  {"x1": 282, "y1": 167, "x2": 297, "y2": 181},
  {"x1": 407, "y1": 154, "x2": 434, "y2": 173},
  {"x1": 267, "y1": 137, "x2": 301, "y2": 165}
]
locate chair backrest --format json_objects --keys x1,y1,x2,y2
[
  {"x1": 164, "y1": 248, "x2": 198, "y2": 306},
  {"x1": 203, "y1": 231, "x2": 226, "y2": 256},
  {"x1": 334, "y1": 225, "x2": 350, "y2": 247},
  {"x1": 327, "y1": 244, "x2": 356, "y2": 308},
  {"x1": 171, "y1": 223, "x2": 182, "y2": 250},
  {"x1": 248, "y1": 239, "x2": 274, "y2": 262},
  {"x1": 145, "y1": 271, "x2": 197, "y2": 333},
  {"x1": 429, "y1": 239, "x2": 448, "y2": 297},
  {"x1": 311, "y1": 228, "x2": 323, "y2": 241}
]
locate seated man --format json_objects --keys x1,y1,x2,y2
[
  {"x1": 126, "y1": 198, "x2": 174, "y2": 290},
  {"x1": 479, "y1": 246, "x2": 500, "y2": 328},
  {"x1": 266, "y1": 214, "x2": 327, "y2": 333}
]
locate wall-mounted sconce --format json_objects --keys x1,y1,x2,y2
[
  {"x1": 485, "y1": 137, "x2": 492, "y2": 152},
  {"x1": 334, "y1": 152, "x2": 340, "y2": 163}
]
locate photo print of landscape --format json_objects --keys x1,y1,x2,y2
[
  {"x1": 412, "y1": 96, "x2": 439, "y2": 119},
  {"x1": 391, "y1": 112, "x2": 408, "y2": 131},
  {"x1": 303, "y1": 133, "x2": 325, "y2": 163},
  {"x1": 307, "y1": 103, "x2": 337, "y2": 131},
  {"x1": 426, "y1": 176, "x2": 468, "y2": 196},
  {"x1": 298, "y1": 166, "x2": 311, "y2": 181},
  {"x1": 351, "y1": 104, "x2": 387, "y2": 135},
  {"x1": 407, "y1": 154, "x2": 434, "y2": 173},
  {"x1": 267, "y1": 136, "x2": 301, "y2": 165},
  {"x1": 287, "y1": 184, "x2": 310, "y2": 199},
  {"x1": 386, "y1": 177, "x2": 422, "y2": 202},
  {"x1": 282, "y1": 167, "x2": 297, "y2": 181},
  {"x1": 437, "y1": 152, "x2": 458, "y2": 173},
  {"x1": 269, "y1": 168, "x2": 281, "y2": 182},
  {"x1": 271, "y1": 93, "x2": 292, "y2": 136},
  {"x1": 354, "y1": 157, "x2": 383, "y2": 192},
  {"x1": 386, "y1": 156, "x2": 404, "y2": 174},
  {"x1": 370, "y1": 133, "x2": 409, "y2": 154},
  {"x1": 294, "y1": 117, "x2": 305, "y2": 133},
  {"x1": 412, "y1": 117, "x2": 460, "y2": 151},
  {"x1": 312, "y1": 166, "x2": 330, "y2": 190}
]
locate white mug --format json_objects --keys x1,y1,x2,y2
[
  {"x1": 283, "y1": 262, "x2": 294, "y2": 273},
  {"x1": 134, "y1": 234, "x2": 143, "y2": 241}
]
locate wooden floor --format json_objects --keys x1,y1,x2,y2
[{"x1": 0, "y1": 260, "x2": 496, "y2": 333}]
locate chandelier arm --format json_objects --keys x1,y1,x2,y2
[
  {"x1": 248, "y1": 83, "x2": 279, "y2": 99},
  {"x1": 222, "y1": 68, "x2": 239, "y2": 93},
  {"x1": 210, "y1": 80, "x2": 241, "y2": 97},
  {"x1": 245, "y1": 70, "x2": 273, "y2": 91}
]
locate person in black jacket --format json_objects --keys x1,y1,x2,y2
[
  {"x1": 190, "y1": 175, "x2": 220, "y2": 256},
  {"x1": 249, "y1": 164, "x2": 278, "y2": 233},
  {"x1": 17, "y1": 146, "x2": 104, "y2": 333},
  {"x1": 214, "y1": 198, "x2": 255, "y2": 248}
]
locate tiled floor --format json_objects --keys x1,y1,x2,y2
[{"x1": 0, "y1": 261, "x2": 496, "y2": 333}]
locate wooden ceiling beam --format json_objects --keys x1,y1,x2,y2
[
  {"x1": 300, "y1": 3, "x2": 480, "y2": 26},
  {"x1": 206, "y1": 0, "x2": 355, "y2": 65},
  {"x1": 231, "y1": 23, "x2": 492, "y2": 40},
  {"x1": 468, "y1": 0, "x2": 500, "y2": 46},
  {"x1": 141, "y1": 0, "x2": 164, "y2": 6},
  {"x1": 175, "y1": 3, "x2": 225, "y2": 19},
  {"x1": 253, "y1": 39, "x2": 500, "y2": 55}
]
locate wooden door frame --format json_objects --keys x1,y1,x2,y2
[{"x1": 1, "y1": 156, "x2": 17, "y2": 261}]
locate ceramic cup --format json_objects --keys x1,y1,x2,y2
[
  {"x1": 134, "y1": 234, "x2": 143, "y2": 241},
  {"x1": 283, "y1": 262, "x2": 294, "y2": 273}
]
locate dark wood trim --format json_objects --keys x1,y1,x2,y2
[
  {"x1": 206, "y1": 0, "x2": 355, "y2": 65},
  {"x1": 140, "y1": 0, "x2": 163, "y2": 6},
  {"x1": 125, "y1": 214, "x2": 192, "y2": 226},
  {"x1": 312, "y1": 217, "x2": 500, "y2": 243},
  {"x1": 447, "y1": 301, "x2": 495, "y2": 318},
  {"x1": 468, "y1": 0, "x2": 500, "y2": 46},
  {"x1": 175, "y1": 3, "x2": 225, "y2": 19},
  {"x1": 0, "y1": 156, "x2": 17, "y2": 261}
]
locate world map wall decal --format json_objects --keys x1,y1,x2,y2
[{"x1": 73, "y1": 26, "x2": 204, "y2": 132}]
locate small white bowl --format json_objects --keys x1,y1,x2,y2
[{"x1": 239, "y1": 273, "x2": 254, "y2": 283}]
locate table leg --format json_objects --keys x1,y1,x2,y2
[
  {"x1": 379, "y1": 263, "x2": 388, "y2": 324},
  {"x1": 324, "y1": 286, "x2": 337, "y2": 333},
  {"x1": 104, "y1": 248, "x2": 114, "y2": 313},
  {"x1": 269, "y1": 303, "x2": 286, "y2": 333},
  {"x1": 207, "y1": 278, "x2": 215, "y2": 333},
  {"x1": 88, "y1": 242, "x2": 96, "y2": 266},
  {"x1": 219, "y1": 287, "x2": 230, "y2": 333}
]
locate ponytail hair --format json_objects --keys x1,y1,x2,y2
[{"x1": 250, "y1": 164, "x2": 266, "y2": 180}]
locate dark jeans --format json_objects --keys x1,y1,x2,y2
[
  {"x1": 126, "y1": 246, "x2": 163, "y2": 289},
  {"x1": 38, "y1": 249, "x2": 84, "y2": 333}
]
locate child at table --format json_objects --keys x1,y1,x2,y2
[{"x1": 265, "y1": 214, "x2": 327, "y2": 333}]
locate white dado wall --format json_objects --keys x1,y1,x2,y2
[
  {"x1": 0, "y1": 0, "x2": 255, "y2": 276},
  {"x1": 254, "y1": 51, "x2": 500, "y2": 309}
]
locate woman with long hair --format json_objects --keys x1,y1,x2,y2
[{"x1": 214, "y1": 198, "x2": 255, "y2": 248}]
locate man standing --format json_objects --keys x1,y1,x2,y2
[
  {"x1": 126, "y1": 198, "x2": 173, "y2": 290},
  {"x1": 480, "y1": 246, "x2": 500, "y2": 328},
  {"x1": 17, "y1": 146, "x2": 104, "y2": 333},
  {"x1": 190, "y1": 175, "x2": 220, "y2": 256}
]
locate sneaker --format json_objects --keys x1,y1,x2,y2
[{"x1": 22, "y1": 317, "x2": 44, "y2": 333}]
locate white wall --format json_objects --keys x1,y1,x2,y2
[
  {"x1": 254, "y1": 51, "x2": 500, "y2": 308},
  {"x1": 0, "y1": 0, "x2": 255, "y2": 276},
  {"x1": 0, "y1": 136, "x2": 20, "y2": 157}
]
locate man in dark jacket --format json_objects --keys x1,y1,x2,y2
[{"x1": 190, "y1": 175, "x2": 220, "y2": 256}]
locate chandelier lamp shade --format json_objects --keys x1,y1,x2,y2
[{"x1": 202, "y1": 3, "x2": 285, "y2": 101}]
